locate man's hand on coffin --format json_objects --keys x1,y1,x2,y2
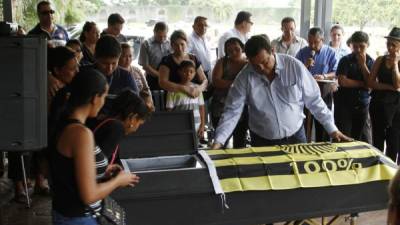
[
  {"x1": 330, "y1": 130, "x2": 353, "y2": 142},
  {"x1": 211, "y1": 142, "x2": 223, "y2": 150}
]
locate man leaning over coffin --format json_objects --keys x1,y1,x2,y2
[{"x1": 211, "y1": 35, "x2": 352, "y2": 150}]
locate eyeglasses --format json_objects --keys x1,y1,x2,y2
[{"x1": 40, "y1": 10, "x2": 55, "y2": 16}]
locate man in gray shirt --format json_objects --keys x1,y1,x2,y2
[
  {"x1": 271, "y1": 17, "x2": 308, "y2": 57},
  {"x1": 138, "y1": 22, "x2": 172, "y2": 90},
  {"x1": 212, "y1": 35, "x2": 351, "y2": 149}
]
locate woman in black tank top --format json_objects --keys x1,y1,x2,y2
[
  {"x1": 50, "y1": 69, "x2": 139, "y2": 225},
  {"x1": 368, "y1": 27, "x2": 400, "y2": 164}
]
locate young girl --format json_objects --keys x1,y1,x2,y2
[
  {"x1": 50, "y1": 69, "x2": 138, "y2": 225},
  {"x1": 166, "y1": 60, "x2": 205, "y2": 140}
]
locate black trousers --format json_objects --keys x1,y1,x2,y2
[
  {"x1": 370, "y1": 101, "x2": 400, "y2": 163},
  {"x1": 334, "y1": 103, "x2": 368, "y2": 141},
  {"x1": 314, "y1": 93, "x2": 332, "y2": 142}
]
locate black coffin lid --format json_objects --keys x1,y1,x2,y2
[{"x1": 119, "y1": 111, "x2": 198, "y2": 158}]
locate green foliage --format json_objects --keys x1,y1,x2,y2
[
  {"x1": 15, "y1": 0, "x2": 104, "y2": 30},
  {"x1": 333, "y1": 0, "x2": 399, "y2": 30},
  {"x1": 0, "y1": 1, "x2": 3, "y2": 20}
]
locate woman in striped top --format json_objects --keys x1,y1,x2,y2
[{"x1": 49, "y1": 68, "x2": 139, "y2": 225}]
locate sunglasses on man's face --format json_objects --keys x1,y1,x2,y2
[{"x1": 40, "y1": 10, "x2": 55, "y2": 16}]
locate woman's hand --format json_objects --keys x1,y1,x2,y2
[
  {"x1": 182, "y1": 85, "x2": 201, "y2": 98},
  {"x1": 48, "y1": 73, "x2": 64, "y2": 97},
  {"x1": 388, "y1": 52, "x2": 400, "y2": 67},
  {"x1": 105, "y1": 164, "x2": 123, "y2": 179},
  {"x1": 116, "y1": 171, "x2": 140, "y2": 187}
]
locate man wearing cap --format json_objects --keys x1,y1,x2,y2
[
  {"x1": 28, "y1": 1, "x2": 69, "y2": 44},
  {"x1": 217, "y1": 11, "x2": 253, "y2": 58},
  {"x1": 271, "y1": 17, "x2": 308, "y2": 57},
  {"x1": 101, "y1": 13, "x2": 128, "y2": 43},
  {"x1": 212, "y1": 35, "x2": 351, "y2": 150},
  {"x1": 368, "y1": 27, "x2": 400, "y2": 163}
]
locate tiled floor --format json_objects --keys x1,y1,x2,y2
[{"x1": 0, "y1": 194, "x2": 388, "y2": 225}]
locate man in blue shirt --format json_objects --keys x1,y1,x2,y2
[
  {"x1": 86, "y1": 35, "x2": 138, "y2": 95},
  {"x1": 296, "y1": 27, "x2": 338, "y2": 142},
  {"x1": 211, "y1": 35, "x2": 350, "y2": 149},
  {"x1": 28, "y1": 1, "x2": 69, "y2": 45},
  {"x1": 296, "y1": 27, "x2": 337, "y2": 80}
]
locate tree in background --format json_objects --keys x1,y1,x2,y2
[{"x1": 333, "y1": 0, "x2": 400, "y2": 30}]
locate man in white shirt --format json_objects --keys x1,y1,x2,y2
[
  {"x1": 217, "y1": 11, "x2": 253, "y2": 58},
  {"x1": 271, "y1": 17, "x2": 308, "y2": 57},
  {"x1": 188, "y1": 16, "x2": 212, "y2": 79}
]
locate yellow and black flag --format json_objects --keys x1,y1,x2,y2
[{"x1": 201, "y1": 141, "x2": 398, "y2": 193}]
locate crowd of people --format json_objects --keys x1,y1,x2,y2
[{"x1": 3, "y1": 0, "x2": 400, "y2": 224}]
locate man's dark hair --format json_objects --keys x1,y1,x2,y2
[
  {"x1": 194, "y1": 16, "x2": 207, "y2": 25},
  {"x1": 154, "y1": 22, "x2": 168, "y2": 32},
  {"x1": 308, "y1": 27, "x2": 324, "y2": 38},
  {"x1": 350, "y1": 31, "x2": 369, "y2": 45},
  {"x1": 244, "y1": 35, "x2": 272, "y2": 58},
  {"x1": 37, "y1": 1, "x2": 51, "y2": 13},
  {"x1": 108, "y1": 13, "x2": 125, "y2": 26},
  {"x1": 281, "y1": 17, "x2": 295, "y2": 27},
  {"x1": 95, "y1": 35, "x2": 122, "y2": 59},
  {"x1": 234, "y1": 11, "x2": 252, "y2": 26}
]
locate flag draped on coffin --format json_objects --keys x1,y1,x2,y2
[{"x1": 204, "y1": 141, "x2": 398, "y2": 193}]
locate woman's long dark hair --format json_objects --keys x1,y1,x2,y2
[
  {"x1": 48, "y1": 68, "x2": 108, "y2": 141},
  {"x1": 109, "y1": 89, "x2": 151, "y2": 121},
  {"x1": 48, "y1": 46, "x2": 76, "y2": 75},
  {"x1": 79, "y1": 21, "x2": 97, "y2": 43}
]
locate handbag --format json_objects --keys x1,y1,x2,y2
[{"x1": 94, "y1": 196, "x2": 126, "y2": 225}]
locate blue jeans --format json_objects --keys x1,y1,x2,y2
[{"x1": 52, "y1": 210, "x2": 98, "y2": 225}]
